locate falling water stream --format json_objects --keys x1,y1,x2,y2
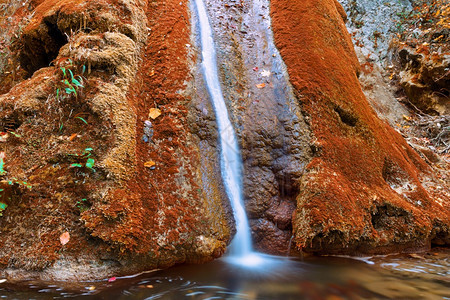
[{"x1": 193, "y1": 0, "x2": 256, "y2": 263}]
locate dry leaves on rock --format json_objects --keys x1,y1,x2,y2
[
  {"x1": 149, "y1": 108, "x2": 161, "y2": 119},
  {"x1": 60, "y1": 232, "x2": 70, "y2": 245},
  {"x1": 144, "y1": 161, "x2": 156, "y2": 168}
]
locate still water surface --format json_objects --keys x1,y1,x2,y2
[{"x1": 1, "y1": 250, "x2": 449, "y2": 299}]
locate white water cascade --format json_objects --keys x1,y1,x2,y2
[{"x1": 193, "y1": 0, "x2": 262, "y2": 266}]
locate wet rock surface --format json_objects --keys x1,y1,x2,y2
[{"x1": 199, "y1": 0, "x2": 312, "y2": 254}]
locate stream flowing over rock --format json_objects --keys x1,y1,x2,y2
[{"x1": 0, "y1": 0, "x2": 448, "y2": 280}]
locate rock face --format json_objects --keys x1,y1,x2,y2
[
  {"x1": 339, "y1": 0, "x2": 450, "y2": 117},
  {"x1": 337, "y1": 0, "x2": 414, "y2": 126},
  {"x1": 271, "y1": 0, "x2": 449, "y2": 254},
  {"x1": 397, "y1": 47, "x2": 449, "y2": 115},
  {"x1": 339, "y1": 0, "x2": 413, "y2": 62},
  {"x1": 196, "y1": 0, "x2": 312, "y2": 255},
  {"x1": 0, "y1": 0, "x2": 231, "y2": 280}
]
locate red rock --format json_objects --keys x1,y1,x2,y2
[{"x1": 271, "y1": 0, "x2": 449, "y2": 255}]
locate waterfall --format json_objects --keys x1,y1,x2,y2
[
  {"x1": 193, "y1": 0, "x2": 253, "y2": 258},
  {"x1": 193, "y1": 0, "x2": 293, "y2": 270}
]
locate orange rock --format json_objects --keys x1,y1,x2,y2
[{"x1": 271, "y1": 0, "x2": 449, "y2": 255}]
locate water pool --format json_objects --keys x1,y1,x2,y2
[{"x1": 1, "y1": 249, "x2": 448, "y2": 299}]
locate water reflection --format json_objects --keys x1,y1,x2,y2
[{"x1": 0, "y1": 250, "x2": 449, "y2": 299}]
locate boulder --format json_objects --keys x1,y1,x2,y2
[{"x1": 271, "y1": 0, "x2": 449, "y2": 255}]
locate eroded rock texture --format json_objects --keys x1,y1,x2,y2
[
  {"x1": 0, "y1": 0, "x2": 231, "y2": 280},
  {"x1": 271, "y1": 0, "x2": 449, "y2": 254},
  {"x1": 397, "y1": 47, "x2": 449, "y2": 115},
  {"x1": 197, "y1": 0, "x2": 311, "y2": 255}
]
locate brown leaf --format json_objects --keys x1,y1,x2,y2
[
  {"x1": 149, "y1": 108, "x2": 161, "y2": 120},
  {"x1": 60, "y1": 232, "x2": 70, "y2": 245},
  {"x1": 408, "y1": 253, "x2": 424, "y2": 259},
  {"x1": 256, "y1": 83, "x2": 266, "y2": 89}
]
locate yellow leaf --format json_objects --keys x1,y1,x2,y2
[
  {"x1": 60, "y1": 232, "x2": 70, "y2": 245},
  {"x1": 144, "y1": 161, "x2": 156, "y2": 168},
  {"x1": 403, "y1": 115, "x2": 412, "y2": 122},
  {"x1": 149, "y1": 108, "x2": 161, "y2": 119},
  {"x1": 256, "y1": 83, "x2": 266, "y2": 89}
]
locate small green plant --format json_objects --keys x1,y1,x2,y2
[
  {"x1": 7, "y1": 131, "x2": 21, "y2": 138},
  {"x1": 0, "y1": 153, "x2": 6, "y2": 176},
  {"x1": 59, "y1": 114, "x2": 89, "y2": 133},
  {"x1": 0, "y1": 152, "x2": 32, "y2": 216},
  {"x1": 75, "y1": 116, "x2": 88, "y2": 125},
  {"x1": 68, "y1": 147, "x2": 93, "y2": 158},
  {"x1": 4, "y1": 179, "x2": 32, "y2": 189},
  {"x1": 69, "y1": 147, "x2": 96, "y2": 172},
  {"x1": 76, "y1": 198, "x2": 89, "y2": 213},
  {"x1": 56, "y1": 59, "x2": 85, "y2": 100},
  {"x1": 0, "y1": 155, "x2": 32, "y2": 189},
  {"x1": 0, "y1": 202, "x2": 7, "y2": 216}
]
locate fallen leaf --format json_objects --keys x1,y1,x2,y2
[
  {"x1": 408, "y1": 253, "x2": 424, "y2": 259},
  {"x1": 88, "y1": 286, "x2": 96, "y2": 291},
  {"x1": 146, "y1": 285, "x2": 154, "y2": 288},
  {"x1": 60, "y1": 232, "x2": 70, "y2": 245},
  {"x1": 261, "y1": 69, "x2": 271, "y2": 77},
  {"x1": 149, "y1": 108, "x2": 161, "y2": 119},
  {"x1": 252, "y1": 67, "x2": 259, "y2": 71},
  {"x1": 0, "y1": 133, "x2": 8, "y2": 143},
  {"x1": 144, "y1": 161, "x2": 156, "y2": 168},
  {"x1": 433, "y1": 35, "x2": 443, "y2": 42},
  {"x1": 403, "y1": 115, "x2": 412, "y2": 121},
  {"x1": 256, "y1": 83, "x2": 266, "y2": 89},
  {"x1": 69, "y1": 133, "x2": 77, "y2": 141},
  {"x1": 108, "y1": 277, "x2": 117, "y2": 282}
]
